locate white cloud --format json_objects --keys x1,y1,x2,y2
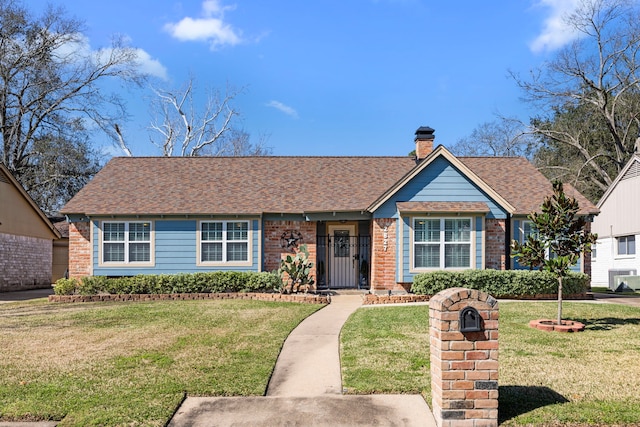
[
  {"x1": 164, "y1": 0, "x2": 242, "y2": 49},
  {"x1": 266, "y1": 100, "x2": 299, "y2": 119},
  {"x1": 530, "y1": 0, "x2": 581, "y2": 53},
  {"x1": 133, "y1": 49, "x2": 169, "y2": 80},
  {"x1": 53, "y1": 33, "x2": 168, "y2": 80}
]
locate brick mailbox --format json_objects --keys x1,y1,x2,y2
[{"x1": 429, "y1": 288, "x2": 499, "y2": 427}]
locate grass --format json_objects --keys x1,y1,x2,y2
[
  {"x1": 341, "y1": 301, "x2": 640, "y2": 426},
  {"x1": 4, "y1": 297, "x2": 640, "y2": 426},
  {"x1": 0, "y1": 298, "x2": 321, "y2": 426}
]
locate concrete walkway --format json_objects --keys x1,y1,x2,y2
[{"x1": 168, "y1": 294, "x2": 436, "y2": 426}]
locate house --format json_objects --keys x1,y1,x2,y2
[
  {"x1": 591, "y1": 154, "x2": 640, "y2": 289},
  {"x1": 50, "y1": 217, "x2": 70, "y2": 282},
  {"x1": 0, "y1": 163, "x2": 61, "y2": 292},
  {"x1": 61, "y1": 127, "x2": 598, "y2": 293}
]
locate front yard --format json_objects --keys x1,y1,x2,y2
[{"x1": 1, "y1": 297, "x2": 639, "y2": 426}]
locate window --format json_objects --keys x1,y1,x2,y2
[
  {"x1": 520, "y1": 220, "x2": 537, "y2": 242},
  {"x1": 102, "y1": 222, "x2": 151, "y2": 264},
  {"x1": 617, "y1": 235, "x2": 636, "y2": 256},
  {"x1": 201, "y1": 221, "x2": 249, "y2": 263},
  {"x1": 414, "y1": 218, "x2": 471, "y2": 269}
]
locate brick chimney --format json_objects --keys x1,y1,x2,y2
[{"x1": 414, "y1": 126, "x2": 435, "y2": 160}]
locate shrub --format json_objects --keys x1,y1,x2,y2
[
  {"x1": 53, "y1": 278, "x2": 79, "y2": 295},
  {"x1": 411, "y1": 269, "x2": 590, "y2": 298},
  {"x1": 65, "y1": 271, "x2": 283, "y2": 295}
]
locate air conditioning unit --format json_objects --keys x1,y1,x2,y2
[
  {"x1": 613, "y1": 275, "x2": 640, "y2": 291},
  {"x1": 609, "y1": 269, "x2": 636, "y2": 291}
]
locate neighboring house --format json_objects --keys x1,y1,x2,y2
[
  {"x1": 0, "y1": 163, "x2": 61, "y2": 292},
  {"x1": 61, "y1": 127, "x2": 598, "y2": 293},
  {"x1": 50, "y1": 217, "x2": 70, "y2": 282},
  {"x1": 591, "y1": 154, "x2": 640, "y2": 289}
]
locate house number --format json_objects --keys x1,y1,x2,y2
[{"x1": 383, "y1": 226, "x2": 388, "y2": 252}]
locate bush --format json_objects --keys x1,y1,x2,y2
[
  {"x1": 410, "y1": 269, "x2": 590, "y2": 298},
  {"x1": 62, "y1": 271, "x2": 283, "y2": 295},
  {"x1": 53, "y1": 278, "x2": 79, "y2": 295}
]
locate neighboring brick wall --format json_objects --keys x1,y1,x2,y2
[
  {"x1": 0, "y1": 232, "x2": 52, "y2": 291},
  {"x1": 371, "y1": 218, "x2": 401, "y2": 292},
  {"x1": 485, "y1": 219, "x2": 506, "y2": 270},
  {"x1": 263, "y1": 220, "x2": 317, "y2": 281},
  {"x1": 68, "y1": 221, "x2": 92, "y2": 279},
  {"x1": 430, "y1": 287, "x2": 499, "y2": 427}
]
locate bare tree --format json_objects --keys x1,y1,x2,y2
[
  {"x1": 0, "y1": 0, "x2": 147, "y2": 212},
  {"x1": 146, "y1": 78, "x2": 242, "y2": 156},
  {"x1": 449, "y1": 118, "x2": 535, "y2": 158},
  {"x1": 511, "y1": 0, "x2": 640, "y2": 201}
]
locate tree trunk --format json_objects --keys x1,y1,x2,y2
[{"x1": 557, "y1": 276, "x2": 563, "y2": 325}]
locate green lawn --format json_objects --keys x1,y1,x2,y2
[
  {"x1": 0, "y1": 298, "x2": 321, "y2": 426},
  {"x1": 3, "y1": 297, "x2": 640, "y2": 426},
  {"x1": 341, "y1": 301, "x2": 640, "y2": 426}
]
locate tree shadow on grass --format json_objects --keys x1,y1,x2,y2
[
  {"x1": 575, "y1": 317, "x2": 640, "y2": 331},
  {"x1": 499, "y1": 385, "x2": 569, "y2": 423}
]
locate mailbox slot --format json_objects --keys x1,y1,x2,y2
[{"x1": 459, "y1": 306, "x2": 482, "y2": 332}]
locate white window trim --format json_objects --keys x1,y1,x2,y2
[
  {"x1": 410, "y1": 216, "x2": 475, "y2": 272},
  {"x1": 98, "y1": 220, "x2": 155, "y2": 267},
  {"x1": 615, "y1": 234, "x2": 636, "y2": 259},
  {"x1": 197, "y1": 220, "x2": 252, "y2": 267}
]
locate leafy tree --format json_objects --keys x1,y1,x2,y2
[
  {"x1": 511, "y1": 181, "x2": 597, "y2": 325},
  {"x1": 0, "y1": 0, "x2": 147, "y2": 212},
  {"x1": 511, "y1": 0, "x2": 640, "y2": 202}
]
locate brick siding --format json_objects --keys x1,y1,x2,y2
[
  {"x1": 68, "y1": 221, "x2": 92, "y2": 279},
  {"x1": 263, "y1": 220, "x2": 317, "y2": 283},
  {"x1": 0, "y1": 232, "x2": 52, "y2": 291},
  {"x1": 371, "y1": 218, "x2": 403, "y2": 292},
  {"x1": 485, "y1": 219, "x2": 506, "y2": 270}
]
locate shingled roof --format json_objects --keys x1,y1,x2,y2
[{"x1": 61, "y1": 153, "x2": 599, "y2": 217}]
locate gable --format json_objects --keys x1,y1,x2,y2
[
  {"x1": 372, "y1": 156, "x2": 507, "y2": 219},
  {"x1": 0, "y1": 166, "x2": 59, "y2": 239},
  {"x1": 593, "y1": 156, "x2": 640, "y2": 236}
]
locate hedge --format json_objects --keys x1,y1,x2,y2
[
  {"x1": 410, "y1": 269, "x2": 590, "y2": 298},
  {"x1": 53, "y1": 271, "x2": 282, "y2": 296}
]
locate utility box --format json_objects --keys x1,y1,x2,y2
[{"x1": 614, "y1": 275, "x2": 640, "y2": 291}]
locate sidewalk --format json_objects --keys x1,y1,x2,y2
[{"x1": 168, "y1": 294, "x2": 436, "y2": 426}]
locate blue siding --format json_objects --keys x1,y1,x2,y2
[
  {"x1": 372, "y1": 155, "x2": 507, "y2": 282},
  {"x1": 476, "y1": 216, "x2": 483, "y2": 268},
  {"x1": 373, "y1": 157, "x2": 507, "y2": 219},
  {"x1": 92, "y1": 219, "x2": 260, "y2": 276}
]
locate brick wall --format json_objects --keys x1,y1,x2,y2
[
  {"x1": 263, "y1": 220, "x2": 317, "y2": 282},
  {"x1": 0, "y1": 232, "x2": 52, "y2": 291},
  {"x1": 583, "y1": 222, "x2": 592, "y2": 279},
  {"x1": 68, "y1": 221, "x2": 92, "y2": 279},
  {"x1": 485, "y1": 219, "x2": 506, "y2": 270},
  {"x1": 371, "y1": 218, "x2": 403, "y2": 292},
  {"x1": 429, "y1": 287, "x2": 499, "y2": 427}
]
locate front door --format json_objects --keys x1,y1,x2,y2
[{"x1": 328, "y1": 224, "x2": 357, "y2": 288}]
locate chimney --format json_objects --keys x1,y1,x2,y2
[{"x1": 415, "y1": 126, "x2": 435, "y2": 160}]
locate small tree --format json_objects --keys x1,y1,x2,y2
[{"x1": 511, "y1": 181, "x2": 597, "y2": 325}]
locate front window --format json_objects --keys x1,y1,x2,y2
[
  {"x1": 414, "y1": 217, "x2": 471, "y2": 269},
  {"x1": 617, "y1": 235, "x2": 636, "y2": 256},
  {"x1": 201, "y1": 221, "x2": 249, "y2": 263},
  {"x1": 102, "y1": 222, "x2": 151, "y2": 263},
  {"x1": 520, "y1": 220, "x2": 537, "y2": 242}
]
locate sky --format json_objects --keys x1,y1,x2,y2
[{"x1": 31, "y1": 0, "x2": 583, "y2": 158}]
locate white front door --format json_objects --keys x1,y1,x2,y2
[{"x1": 328, "y1": 224, "x2": 357, "y2": 288}]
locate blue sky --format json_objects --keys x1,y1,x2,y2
[{"x1": 33, "y1": 0, "x2": 582, "y2": 157}]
